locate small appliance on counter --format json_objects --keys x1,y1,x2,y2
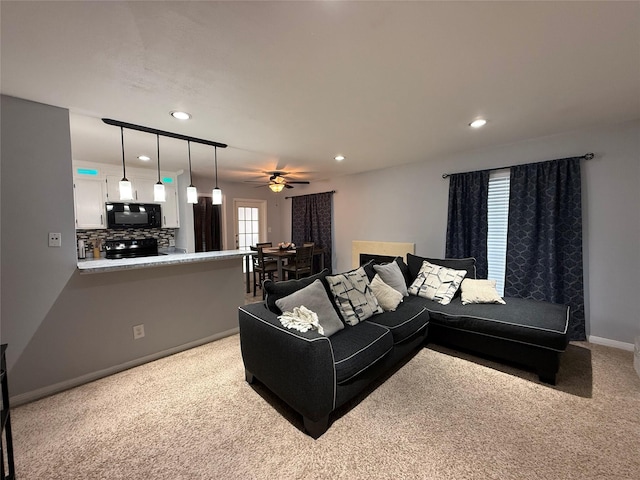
[
  {"x1": 77, "y1": 239, "x2": 86, "y2": 259},
  {"x1": 103, "y1": 238, "x2": 160, "y2": 259}
]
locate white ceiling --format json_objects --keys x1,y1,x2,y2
[{"x1": 2, "y1": 1, "x2": 639, "y2": 184}]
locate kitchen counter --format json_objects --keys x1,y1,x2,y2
[{"x1": 77, "y1": 249, "x2": 247, "y2": 274}]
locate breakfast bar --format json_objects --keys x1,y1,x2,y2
[{"x1": 77, "y1": 250, "x2": 247, "y2": 274}]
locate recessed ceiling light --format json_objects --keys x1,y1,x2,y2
[
  {"x1": 138, "y1": 155, "x2": 151, "y2": 161},
  {"x1": 335, "y1": 155, "x2": 345, "y2": 161},
  {"x1": 469, "y1": 119, "x2": 487, "y2": 128},
  {"x1": 170, "y1": 111, "x2": 191, "y2": 120}
]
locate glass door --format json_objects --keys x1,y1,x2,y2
[{"x1": 234, "y1": 199, "x2": 267, "y2": 273}]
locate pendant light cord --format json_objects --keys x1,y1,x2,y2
[
  {"x1": 188, "y1": 141, "x2": 194, "y2": 186},
  {"x1": 214, "y1": 146, "x2": 219, "y2": 188},
  {"x1": 120, "y1": 127, "x2": 127, "y2": 180},
  {"x1": 156, "y1": 134, "x2": 161, "y2": 183}
]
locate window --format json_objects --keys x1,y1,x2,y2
[{"x1": 487, "y1": 170, "x2": 510, "y2": 295}]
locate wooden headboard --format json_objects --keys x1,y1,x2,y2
[{"x1": 351, "y1": 240, "x2": 415, "y2": 269}]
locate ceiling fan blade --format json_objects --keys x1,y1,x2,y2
[
  {"x1": 286, "y1": 181, "x2": 310, "y2": 184},
  {"x1": 285, "y1": 184, "x2": 294, "y2": 189}
]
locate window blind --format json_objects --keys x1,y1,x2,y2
[{"x1": 487, "y1": 170, "x2": 510, "y2": 296}]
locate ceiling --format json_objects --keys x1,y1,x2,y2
[{"x1": 2, "y1": 1, "x2": 639, "y2": 184}]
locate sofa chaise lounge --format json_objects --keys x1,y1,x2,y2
[{"x1": 238, "y1": 253, "x2": 569, "y2": 438}]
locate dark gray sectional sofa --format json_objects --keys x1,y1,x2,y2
[{"x1": 238, "y1": 254, "x2": 570, "y2": 438}]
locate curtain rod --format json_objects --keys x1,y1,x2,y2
[
  {"x1": 102, "y1": 118, "x2": 227, "y2": 148},
  {"x1": 285, "y1": 190, "x2": 336, "y2": 200},
  {"x1": 441, "y1": 152, "x2": 594, "y2": 179}
]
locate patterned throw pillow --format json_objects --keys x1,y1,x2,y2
[
  {"x1": 326, "y1": 267, "x2": 383, "y2": 325},
  {"x1": 408, "y1": 261, "x2": 467, "y2": 305}
]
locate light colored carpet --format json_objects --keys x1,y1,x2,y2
[{"x1": 11, "y1": 336, "x2": 640, "y2": 479}]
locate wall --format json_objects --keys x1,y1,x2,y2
[
  {"x1": 1, "y1": 96, "x2": 244, "y2": 401},
  {"x1": 283, "y1": 120, "x2": 640, "y2": 345},
  {"x1": 192, "y1": 174, "x2": 286, "y2": 250}
]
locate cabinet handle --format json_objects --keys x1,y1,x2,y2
[
  {"x1": 163, "y1": 216, "x2": 166, "y2": 226},
  {"x1": 100, "y1": 214, "x2": 103, "y2": 226}
]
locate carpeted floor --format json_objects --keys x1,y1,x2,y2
[{"x1": 11, "y1": 336, "x2": 640, "y2": 479}]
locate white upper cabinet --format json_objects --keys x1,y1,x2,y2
[
  {"x1": 73, "y1": 177, "x2": 106, "y2": 229},
  {"x1": 80, "y1": 164, "x2": 180, "y2": 230}
]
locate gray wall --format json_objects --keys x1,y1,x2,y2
[
  {"x1": 1, "y1": 96, "x2": 244, "y2": 400},
  {"x1": 283, "y1": 120, "x2": 640, "y2": 345}
]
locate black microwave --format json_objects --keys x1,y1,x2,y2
[{"x1": 105, "y1": 203, "x2": 162, "y2": 229}]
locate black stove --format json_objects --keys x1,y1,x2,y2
[{"x1": 104, "y1": 238, "x2": 159, "y2": 259}]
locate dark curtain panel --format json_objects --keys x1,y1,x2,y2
[
  {"x1": 505, "y1": 157, "x2": 585, "y2": 340},
  {"x1": 445, "y1": 170, "x2": 490, "y2": 279},
  {"x1": 193, "y1": 197, "x2": 222, "y2": 252},
  {"x1": 291, "y1": 192, "x2": 333, "y2": 273}
]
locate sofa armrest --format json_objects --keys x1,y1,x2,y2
[{"x1": 238, "y1": 303, "x2": 337, "y2": 422}]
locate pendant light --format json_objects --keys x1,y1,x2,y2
[
  {"x1": 212, "y1": 146, "x2": 222, "y2": 205},
  {"x1": 186, "y1": 140, "x2": 198, "y2": 204},
  {"x1": 118, "y1": 127, "x2": 134, "y2": 200},
  {"x1": 154, "y1": 134, "x2": 166, "y2": 202}
]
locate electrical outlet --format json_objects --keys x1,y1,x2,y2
[
  {"x1": 169, "y1": 238, "x2": 176, "y2": 247},
  {"x1": 48, "y1": 232, "x2": 62, "y2": 247},
  {"x1": 133, "y1": 324, "x2": 145, "y2": 340}
]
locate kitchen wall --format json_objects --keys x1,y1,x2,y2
[
  {"x1": 1, "y1": 96, "x2": 244, "y2": 401},
  {"x1": 282, "y1": 120, "x2": 640, "y2": 346}
]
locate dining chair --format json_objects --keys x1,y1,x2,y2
[
  {"x1": 253, "y1": 243, "x2": 277, "y2": 297},
  {"x1": 282, "y1": 245, "x2": 314, "y2": 280}
]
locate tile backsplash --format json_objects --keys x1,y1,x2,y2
[{"x1": 76, "y1": 228, "x2": 175, "y2": 252}]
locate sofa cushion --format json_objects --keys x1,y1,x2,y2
[
  {"x1": 370, "y1": 274, "x2": 404, "y2": 311},
  {"x1": 407, "y1": 254, "x2": 476, "y2": 284},
  {"x1": 329, "y1": 322, "x2": 393, "y2": 384},
  {"x1": 460, "y1": 279, "x2": 505, "y2": 305},
  {"x1": 264, "y1": 269, "x2": 331, "y2": 314},
  {"x1": 373, "y1": 260, "x2": 409, "y2": 296},
  {"x1": 408, "y1": 261, "x2": 466, "y2": 305},
  {"x1": 275, "y1": 279, "x2": 345, "y2": 336},
  {"x1": 326, "y1": 266, "x2": 383, "y2": 325},
  {"x1": 424, "y1": 296, "x2": 570, "y2": 351},
  {"x1": 366, "y1": 296, "x2": 429, "y2": 344}
]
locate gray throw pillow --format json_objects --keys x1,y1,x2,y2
[
  {"x1": 373, "y1": 260, "x2": 409, "y2": 296},
  {"x1": 275, "y1": 279, "x2": 344, "y2": 336}
]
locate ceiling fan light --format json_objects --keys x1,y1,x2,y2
[
  {"x1": 212, "y1": 187, "x2": 223, "y2": 205},
  {"x1": 269, "y1": 183, "x2": 285, "y2": 193},
  {"x1": 186, "y1": 185, "x2": 198, "y2": 204}
]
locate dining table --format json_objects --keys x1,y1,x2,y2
[{"x1": 262, "y1": 246, "x2": 326, "y2": 282}]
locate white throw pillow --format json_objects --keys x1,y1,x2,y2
[
  {"x1": 373, "y1": 260, "x2": 408, "y2": 296},
  {"x1": 326, "y1": 267, "x2": 383, "y2": 325},
  {"x1": 370, "y1": 274, "x2": 404, "y2": 311},
  {"x1": 408, "y1": 261, "x2": 466, "y2": 305},
  {"x1": 460, "y1": 279, "x2": 506, "y2": 305},
  {"x1": 275, "y1": 279, "x2": 344, "y2": 336}
]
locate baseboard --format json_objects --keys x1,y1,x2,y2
[
  {"x1": 588, "y1": 335, "x2": 634, "y2": 351},
  {"x1": 10, "y1": 328, "x2": 239, "y2": 406}
]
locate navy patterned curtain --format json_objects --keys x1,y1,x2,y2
[
  {"x1": 445, "y1": 170, "x2": 490, "y2": 279},
  {"x1": 505, "y1": 157, "x2": 585, "y2": 340},
  {"x1": 291, "y1": 192, "x2": 333, "y2": 273}
]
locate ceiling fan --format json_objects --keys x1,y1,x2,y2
[{"x1": 248, "y1": 172, "x2": 310, "y2": 192}]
